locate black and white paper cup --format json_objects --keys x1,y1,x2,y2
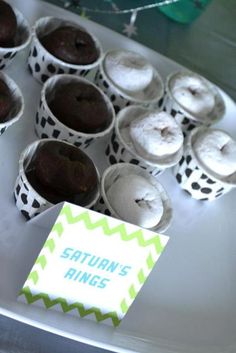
[
  {"x1": 94, "y1": 163, "x2": 172, "y2": 233},
  {"x1": 105, "y1": 106, "x2": 184, "y2": 177},
  {"x1": 14, "y1": 139, "x2": 100, "y2": 220},
  {"x1": 94, "y1": 50, "x2": 164, "y2": 114},
  {"x1": 0, "y1": 71, "x2": 24, "y2": 136},
  {"x1": 163, "y1": 71, "x2": 225, "y2": 136},
  {"x1": 28, "y1": 16, "x2": 103, "y2": 84},
  {"x1": 0, "y1": 7, "x2": 31, "y2": 70},
  {"x1": 173, "y1": 127, "x2": 236, "y2": 201},
  {"x1": 35, "y1": 74, "x2": 115, "y2": 149}
]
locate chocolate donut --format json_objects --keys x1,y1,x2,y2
[
  {"x1": 40, "y1": 26, "x2": 99, "y2": 65},
  {"x1": 48, "y1": 81, "x2": 112, "y2": 133},
  {"x1": 25, "y1": 141, "x2": 99, "y2": 205},
  {"x1": 0, "y1": 1, "x2": 17, "y2": 47},
  {"x1": 0, "y1": 79, "x2": 12, "y2": 122}
]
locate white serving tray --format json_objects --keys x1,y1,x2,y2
[{"x1": 0, "y1": 1, "x2": 236, "y2": 353}]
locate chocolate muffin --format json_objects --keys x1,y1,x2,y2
[
  {"x1": 0, "y1": 79, "x2": 12, "y2": 122},
  {"x1": 48, "y1": 81, "x2": 112, "y2": 133},
  {"x1": 25, "y1": 141, "x2": 99, "y2": 206},
  {"x1": 40, "y1": 26, "x2": 99, "y2": 65},
  {"x1": 0, "y1": 0, "x2": 17, "y2": 47}
]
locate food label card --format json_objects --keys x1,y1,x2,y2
[{"x1": 19, "y1": 203, "x2": 169, "y2": 326}]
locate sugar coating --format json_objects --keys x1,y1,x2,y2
[
  {"x1": 172, "y1": 75, "x2": 215, "y2": 118},
  {"x1": 104, "y1": 50, "x2": 154, "y2": 93},
  {"x1": 107, "y1": 174, "x2": 164, "y2": 229},
  {"x1": 194, "y1": 130, "x2": 236, "y2": 177},
  {"x1": 129, "y1": 111, "x2": 183, "y2": 159}
]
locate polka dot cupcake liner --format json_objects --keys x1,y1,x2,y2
[
  {"x1": 94, "y1": 68, "x2": 133, "y2": 114},
  {"x1": 0, "y1": 7, "x2": 31, "y2": 70},
  {"x1": 35, "y1": 74, "x2": 115, "y2": 149},
  {"x1": 94, "y1": 163, "x2": 173, "y2": 233},
  {"x1": 0, "y1": 71, "x2": 24, "y2": 136},
  {"x1": 94, "y1": 50, "x2": 164, "y2": 114},
  {"x1": 162, "y1": 92, "x2": 203, "y2": 136},
  {"x1": 105, "y1": 105, "x2": 184, "y2": 177},
  {"x1": 105, "y1": 129, "x2": 163, "y2": 177},
  {"x1": 163, "y1": 71, "x2": 225, "y2": 136},
  {"x1": 14, "y1": 139, "x2": 101, "y2": 220},
  {"x1": 173, "y1": 127, "x2": 236, "y2": 201},
  {"x1": 28, "y1": 17, "x2": 103, "y2": 84}
]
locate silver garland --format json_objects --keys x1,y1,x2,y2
[{"x1": 64, "y1": 0, "x2": 180, "y2": 14}]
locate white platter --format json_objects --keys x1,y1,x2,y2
[{"x1": 0, "y1": 1, "x2": 236, "y2": 352}]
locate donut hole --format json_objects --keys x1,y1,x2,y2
[
  {"x1": 160, "y1": 127, "x2": 169, "y2": 138},
  {"x1": 188, "y1": 87, "x2": 198, "y2": 96},
  {"x1": 75, "y1": 38, "x2": 86, "y2": 49},
  {"x1": 135, "y1": 198, "x2": 143, "y2": 205},
  {"x1": 76, "y1": 95, "x2": 84, "y2": 103}
]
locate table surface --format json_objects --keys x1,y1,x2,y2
[{"x1": 0, "y1": 0, "x2": 235, "y2": 352}]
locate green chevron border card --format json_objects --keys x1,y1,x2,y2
[{"x1": 18, "y1": 202, "x2": 169, "y2": 327}]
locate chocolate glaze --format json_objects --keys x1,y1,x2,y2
[
  {"x1": 0, "y1": 79, "x2": 12, "y2": 122},
  {"x1": 25, "y1": 141, "x2": 99, "y2": 205},
  {"x1": 48, "y1": 81, "x2": 112, "y2": 133},
  {"x1": 0, "y1": 1, "x2": 17, "y2": 47},
  {"x1": 40, "y1": 26, "x2": 99, "y2": 65}
]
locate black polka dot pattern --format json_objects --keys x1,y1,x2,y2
[
  {"x1": 173, "y1": 147, "x2": 231, "y2": 201},
  {"x1": 52, "y1": 130, "x2": 60, "y2": 138},
  {"x1": 35, "y1": 101, "x2": 95, "y2": 148},
  {"x1": 21, "y1": 194, "x2": 28, "y2": 204},
  {"x1": 32, "y1": 47, "x2": 37, "y2": 57},
  {"x1": 185, "y1": 168, "x2": 192, "y2": 177},
  {"x1": 192, "y1": 182, "x2": 200, "y2": 190},
  {"x1": 176, "y1": 173, "x2": 182, "y2": 183},
  {"x1": 35, "y1": 63, "x2": 40, "y2": 72},
  {"x1": 94, "y1": 68, "x2": 134, "y2": 112},
  {"x1": 0, "y1": 49, "x2": 18, "y2": 71},
  {"x1": 21, "y1": 210, "x2": 30, "y2": 220},
  {"x1": 93, "y1": 196, "x2": 113, "y2": 218},
  {"x1": 32, "y1": 199, "x2": 40, "y2": 208},
  {"x1": 4, "y1": 52, "x2": 12, "y2": 59},
  {"x1": 105, "y1": 129, "x2": 163, "y2": 177},
  {"x1": 162, "y1": 93, "x2": 203, "y2": 137},
  {"x1": 41, "y1": 74, "x2": 49, "y2": 83},
  {"x1": 13, "y1": 175, "x2": 50, "y2": 220},
  {"x1": 47, "y1": 64, "x2": 56, "y2": 73},
  {"x1": 28, "y1": 39, "x2": 94, "y2": 83},
  {"x1": 0, "y1": 127, "x2": 7, "y2": 136}
]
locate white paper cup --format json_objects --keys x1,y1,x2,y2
[
  {"x1": 173, "y1": 127, "x2": 236, "y2": 201},
  {"x1": 94, "y1": 49, "x2": 164, "y2": 114},
  {"x1": 0, "y1": 7, "x2": 31, "y2": 70},
  {"x1": 28, "y1": 16, "x2": 103, "y2": 84},
  {"x1": 105, "y1": 105, "x2": 184, "y2": 177},
  {"x1": 35, "y1": 74, "x2": 115, "y2": 149},
  {"x1": 0, "y1": 71, "x2": 24, "y2": 136},
  {"x1": 163, "y1": 71, "x2": 225, "y2": 136},
  {"x1": 94, "y1": 163, "x2": 172, "y2": 233},
  {"x1": 14, "y1": 139, "x2": 100, "y2": 220}
]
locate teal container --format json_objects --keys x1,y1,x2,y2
[{"x1": 158, "y1": 0, "x2": 213, "y2": 24}]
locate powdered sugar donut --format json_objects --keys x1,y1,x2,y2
[
  {"x1": 194, "y1": 129, "x2": 236, "y2": 177},
  {"x1": 172, "y1": 74, "x2": 215, "y2": 117},
  {"x1": 106, "y1": 174, "x2": 164, "y2": 229},
  {"x1": 104, "y1": 50, "x2": 154, "y2": 93},
  {"x1": 129, "y1": 111, "x2": 183, "y2": 160}
]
